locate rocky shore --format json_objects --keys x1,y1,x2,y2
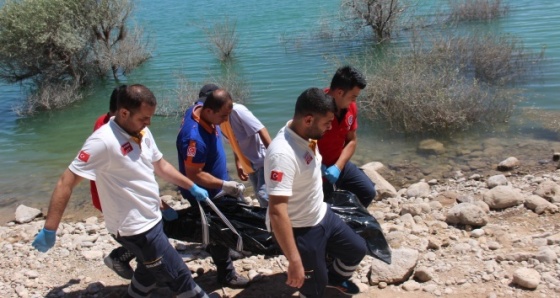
[{"x1": 2, "y1": 157, "x2": 560, "y2": 298}]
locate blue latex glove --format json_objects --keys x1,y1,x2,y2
[
  {"x1": 32, "y1": 228, "x2": 56, "y2": 252},
  {"x1": 325, "y1": 165, "x2": 341, "y2": 184},
  {"x1": 189, "y1": 184, "x2": 208, "y2": 202},
  {"x1": 162, "y1": 208, "x2": 179, "y2": 221}
]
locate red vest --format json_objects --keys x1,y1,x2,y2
[{"x1": 317, "y1": 101, "x2": 358, "y2": 166}]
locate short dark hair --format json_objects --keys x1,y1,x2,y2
[
  {"x1": 198, "y1": 83, "x2": 220, "y2": 103},
  {"x1": 117, "y1": 84, "x2": 157, "y2": 113},
  {"x1": 202, "y1": 89, "x2": 232, "y2": 112},
  {"x1": 109, "y1": 85, "x2": 127, "y2": 113},
  {"x1": 294, "y1": 87, "x2": 335, "y2": 118},
  {"x1": 330, "y1": 65, "x2": 366, "y2": 92}
]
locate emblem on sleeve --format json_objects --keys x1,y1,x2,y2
[
  {"x1": 121, "y1": 142, "x2": 133, "y2": 156},
  {"x1": 270, "y1": 170, "x2": 283, "y2": 182},
  {"x1": 187, "y1": 146, "x2": 197, "y2": 157},
  {"x1": 78, "y1": 150, "x2": 90, "y2": 162},
  {"x1": 347, "y1": 115, "x2": 354, "y2": 126}
]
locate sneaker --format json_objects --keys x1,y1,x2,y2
[
  {"x1": 104, "y1": 254, "x2": 133, "y2": 280},
  {"x1": 218, "y1": 272, "x2": 250, "y2": 288},
  {"x1": 327, "y1": 280, "x2": 360, "y2": 296}
]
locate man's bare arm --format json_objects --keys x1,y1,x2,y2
[
  {"x1": 258, "y1": 127, "x2": 272, "y2": 149},
  {"x1": 269, "y1": 194, "x2": 305, "y2": 288},
  {"x1": 334, "y1": 130, "x2": 357, "y2": 170},
  {"x1": 44, "y1": 169, "x2": 83, "y2": 231}
]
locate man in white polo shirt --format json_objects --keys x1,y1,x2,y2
[
  {"x1": 265, "y1": 87, "x2": 367, "y2": 297},
  {"x1": 32, "y1": 84, "x2": 213, "y2": 298}
]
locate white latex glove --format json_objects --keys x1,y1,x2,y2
[{"x1": 222, "y1": 180, "x2": 245, "y2": 197}]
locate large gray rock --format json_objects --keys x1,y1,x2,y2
[
  {"x1": 361, "y1": 163, "x2": 397, "y2": 200},
  {"x1": 534, "y1": 180, "x2": 560, "y2": 203},
  {"x1": 406, "y1": 182, "x2": 430, "y2": 198},
  {"x1": 486, "y1": 174, "x2": 508, "y2": 189},
  {"x1": 369, "y1": 248, "x2": 419, "y2": 285},
  {"x1": 417, "y1": 139, "x2": 445, "y2": 155},
  {"x1": 400, "y1": 203, "x2": 431, "y2": 216},
  {"x1": 524, "y1": 195, "x2": 559, "y2": 214},
  {"x1": 482, "y1": 186, "x2": 524, "y2": 210},
  {"x1": 497, "y1": 156, "x2": 519, "y2": 171},
  {"x1": 445, "y1": 203, "x2": 488, "y2": 227},
  {"x1": 15, "y1": 204, "x2": 42, "y2": 224},
  {"x1": 512, "y1": 268, "x2": 540, "y2": 290},
  {"x1": 535, "y1": 247, "x2": 557, "y2": 264}
]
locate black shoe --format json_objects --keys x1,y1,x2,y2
[
  {"x1": 218, "y1": 272, "x2": 250, "y2": 288},
  {"x1": 104, "y1": 254, "x2": 133, "y2": 279},
  {"x1": 229, "y1": 249, "x2": 245, "y2": 261}
]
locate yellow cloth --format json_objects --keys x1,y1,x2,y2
[
  {"x1": 131, "y1": 130, "x2": 145, "y2": 145},
  {"x1": 308, "y1": 139, "x2": 317, "y2": 153},
  {"x1": 220, "y1": 119, "x2": 255, "y2": 174}
]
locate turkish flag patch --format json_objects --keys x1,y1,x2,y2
[
  {"x1": 187, "y1": 146, "x2": 196, "y2": 157},
  {"x1": 78, "y1": 150, "x2": 90, "y2": 162},
  {"x1": 121, "y1": 142, "x2": 133, "y2": 156},
  {"x1": 270, "y1": 170, "x2": 283, "y2": 182}
]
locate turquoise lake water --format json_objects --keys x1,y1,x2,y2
[{"x1": 0, "y1": 0, "x2": 558, "y2": 222}]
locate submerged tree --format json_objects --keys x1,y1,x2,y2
[
  {"x1": 340, "y1": 0, "x2": 404, "y2": 42},
  {"x1": 0, "y1": 0, "x2": 151, "y2": 112},
  {"x1": 202, "y1": 17, "x2": 239, "y2": 62}
]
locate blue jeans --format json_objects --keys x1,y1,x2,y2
[
  {"x1": 292, "y1": 206, "x2": 367, "y2": 298},
  {"x1": 116, "y1": 221, "x2": 208, "y2": 298},
  {"x1": 249, "y1": 166, "x2": 268, "y2": 207},
  {"x1": 323, "y1": 161, "x2": 376, "y2": 207}
]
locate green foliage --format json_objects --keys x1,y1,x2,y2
[
  {"x1": 0, "y1": 0, "x2": 151, "y2": 113},
  {"x1": 0, "y1": 0, "x2": 93, "y2": 83},
  {"x1": 356, "y1": 31, "x2": 540, "y2": 133}
]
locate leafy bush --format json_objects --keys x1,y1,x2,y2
[
  {"x1": 14, "y1": 81, "x2": 84, "y2": 116},
  {"x1": 0, "y1": 0, "x2": 151, "y2": 113},
  {"x1": 426, "y1": 33, "x2": 543, "y2": 85},
  {"x1": 356, "y1": 30, "x2": 541, "y2": 133},
  {"x1": 360, "y1": 54, "x2": 520, "y2": 132},
  {"x1": 0, "y1": 0, "x2": 93, "y2": 84},
  {"x1": 449, "y1": 0, "x2": 508, "y2": 22}
]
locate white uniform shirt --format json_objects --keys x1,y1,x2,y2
[
  {"x1": 229, "y1": 104, "x2": 266, "y2": 169},
  {"x1": 69, "y1": 119, "x2": 163, "y2": 236},
  {"x1": 264, "y1": 121, "x2": 327, "y2": 229}
]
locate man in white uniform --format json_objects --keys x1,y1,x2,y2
[
  {"x1": 265, "y1": 87, "x2": 367, "y2": 297},
  {"x1": 32, "y1": 84, "x2": 213, "y2": 298}
]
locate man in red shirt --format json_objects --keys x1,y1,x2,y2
[{"x1": 318, "y1": 66, "x2": 376, "y2": 207}]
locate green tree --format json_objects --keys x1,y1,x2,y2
[{"x1": 0, "y1": 0, "x2": 151, "y2": 112}]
